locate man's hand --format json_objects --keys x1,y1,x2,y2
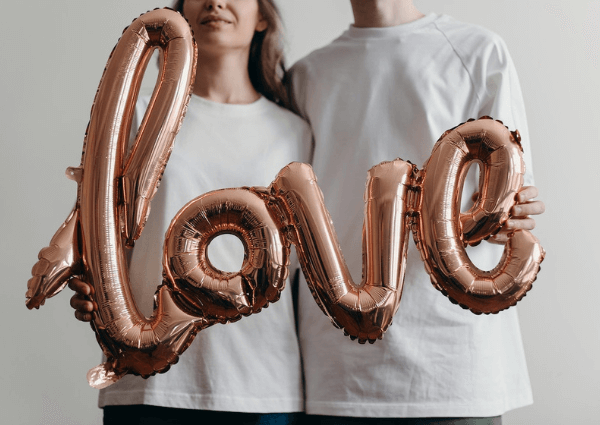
[
  {"x1": 490, "y1": 186, "x2": 545, "y2": 243},
  {"x1": 505, "y1": 186, "x2": 545, "y2": 230}
]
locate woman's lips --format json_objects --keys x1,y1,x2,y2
[{"x1": 200, "y1": 15, "x2": 232, "y2": 25}]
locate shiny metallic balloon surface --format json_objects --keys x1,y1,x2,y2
[{"x1": 25, "y1": 9, "x2": 544, "y2": 387}]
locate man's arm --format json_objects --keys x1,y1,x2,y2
[{"x1": 477, "y1": 36, "x2": 545, "y2": 233}]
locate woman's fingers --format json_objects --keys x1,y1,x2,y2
[
  {"x1": 68, "y1": 277, "x2": 93, "y2": 296},
  {"x1": 70, "y1": 293, "x2": 94, "y2": 312},
  {"x1": 68, "y1": 278, "x2": 97, "y2": 322},
  {"x1": 74, "y1": 311, "x2": 94, "y2": 322},
  {"x1": 70, "y1": 293, "x2": 97, "y2": 323}
]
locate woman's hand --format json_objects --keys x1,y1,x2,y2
[
  {"x1": 491, "y1": 185, "x2": 545, "y2": 243},
  {"x1": 68, "y1": 277, "x2": 97, "y2": 322}
]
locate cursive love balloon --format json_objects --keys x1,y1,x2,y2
[{"x1": 25, "y1": 9, "x2": 544, "y2": 386}]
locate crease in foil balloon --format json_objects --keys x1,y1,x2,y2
[{"x1": 25, "y1": 7, "x2": 544, "y2": 387}]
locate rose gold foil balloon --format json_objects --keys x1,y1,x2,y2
[
  {"x1": 164, "y1": 187, "x2": 290, "y2": 323},
  {"x1": 76, "y1": 9, "x2": 203, "y2": 386},
  {"x1": 26, "y1": 9, "x2": 198, "y2": 388},
  {"x1": 412, "y1": 117, "x2": 545, "y2": 314},
  {"x1": 268, "y1": 118, "x2": 544, "y2": 342},
  {"x1": 27, "y1": 22, "x2": 544, "y2": 390},
  {"x1": 271, "y1": 161, "x2": 415, "y2": 344},
  {"x1": 27, "y1": 207, "x2": 82, "y2": 308}
]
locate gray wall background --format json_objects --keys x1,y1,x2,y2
[{"x1": 1, "y1": 1, "x2": 598, "y2": 423}]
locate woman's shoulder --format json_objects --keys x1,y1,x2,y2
[
  {"x1": 259, "y1": 98, "x2": 313, "y2": 162},
  {"x1": 262, "y1": 98, "x2": 311, "y2": 130}
]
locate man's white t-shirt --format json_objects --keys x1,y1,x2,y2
[
  {"x1": 290, "y1": 14, "x2": 535, "y2": 418},
  {"x1": 98, "y1": 94, "x2": 312, "y2": 413}
]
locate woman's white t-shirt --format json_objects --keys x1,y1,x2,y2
[{"x1": 98, "y1": 94, "x2": 312, "y2": 413}]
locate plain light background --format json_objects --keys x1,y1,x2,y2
[{"x1": 1, "y1": 1, "x2": 598, "y2": 424}]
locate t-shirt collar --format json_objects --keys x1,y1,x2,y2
[
  {"x1": 189, "y1": 93, "x2": 270, "y2": 117},
  {"x1": 346, "y1": 13, "x2": 438, "y2": 39}
]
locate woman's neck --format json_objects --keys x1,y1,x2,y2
[
  {"x1": 350, "y1": 0, "x2": 424, "y2": 28},
  {"x1": 192, "y1": 49, "x2": 260, "y2": 104}
]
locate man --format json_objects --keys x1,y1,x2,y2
[{"x1": 289, "y1": 1, "x2": 545, "y2": 424}]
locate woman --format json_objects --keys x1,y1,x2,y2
[{"x1": 70, "y1": 1, "x2": 311, "y2": 424}]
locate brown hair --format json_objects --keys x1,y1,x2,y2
[{"x1": 171, "y1": 0, "x2": 289, "y2": 107}]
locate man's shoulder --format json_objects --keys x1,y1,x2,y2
[
  {"x1": 434, "y1": 15, "x2": 506, "y2": 55},
  {"x1": 289, "y1": 31, "x2": 352, "y2": 77}
]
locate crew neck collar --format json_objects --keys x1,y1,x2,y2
[
  {"x1": 346, "y1": 13, "x2": 438, "y2": 39},
  {"x1": 189, "y1": 93, "x2": 269, "y2": 116}
]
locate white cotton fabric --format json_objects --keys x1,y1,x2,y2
[
  {"x1": 289, "y1": 14, "x2": 535, "y2": 418},
  {"x1": 98, "y1": 94, "x2": 312, "y2": 412}
]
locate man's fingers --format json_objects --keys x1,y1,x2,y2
[
  {"x1": 512, "y1": 200, "x2": 545, "y2": 217},
  {"x1": 489, "y1": 229, "x2": 510, "y2": 245},
  {"x1": 506, "y1": 217, "x2": 536, "y2": 230},
  {"x1": 517, "y1": 185, "x2": 538, "y2": 202}
]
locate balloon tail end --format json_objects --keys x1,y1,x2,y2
[
  {"x1": 87, "y1": 362, "x2": 126, "y2": 389},
  {"x1": 25, "y1": 293, "x2": 45, "y2": 310}
]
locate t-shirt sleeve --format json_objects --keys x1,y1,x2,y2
[
  {"x1": 476, "y1": 36, "x2": 535, "y2": 186},
  {"x1": 301, "y1": 121, "x2": 315, "y2": 165},
  {"x1": 287, "y1": 62, "x2": 316, "y2": 164},
  {"x1": 287, "y1": 61, "x2": 312, "y2": 123}
]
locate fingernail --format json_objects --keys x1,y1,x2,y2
[
  {"x1": 507, "y1": 220, "x2": 514, "y2": 228},
  {"x1": 513, "y1": 207, "x2": 521, "y2": 215}
]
